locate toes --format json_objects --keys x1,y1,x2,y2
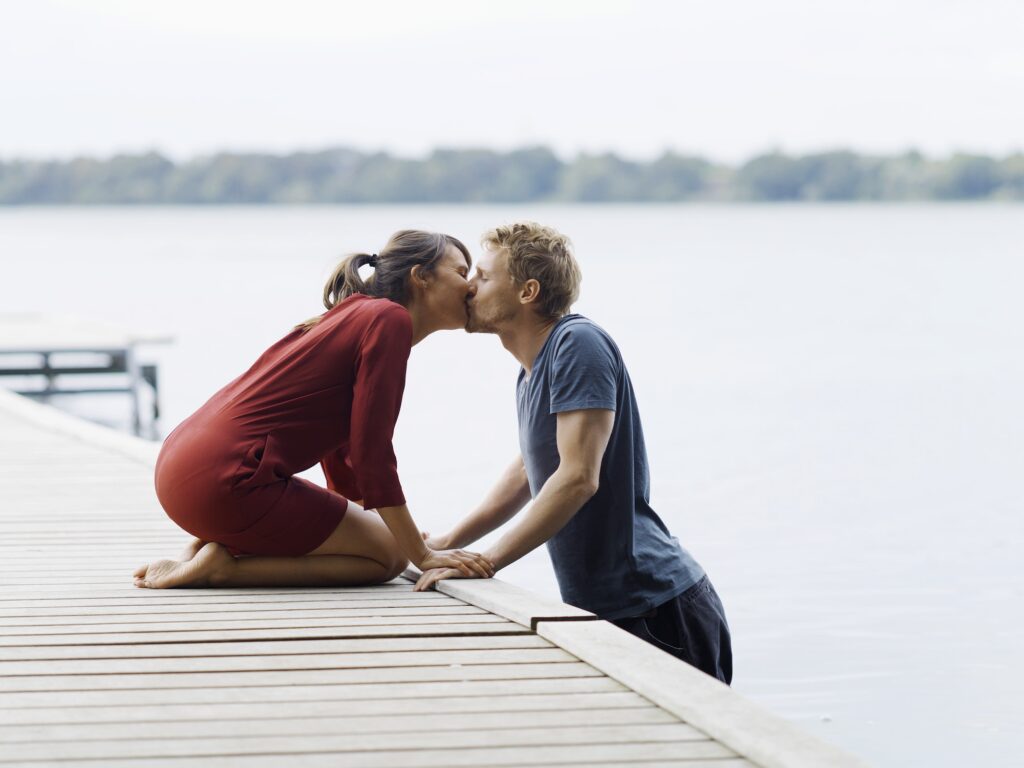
[{"x1": 133, "y1": 564, "x2": 148, "y2": 579}]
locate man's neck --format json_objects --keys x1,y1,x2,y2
[{"x1": 498, "y1": 315, "x2": 562, "y2": 374}]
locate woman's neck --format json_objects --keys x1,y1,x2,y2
[{"x1": 405, "y1": 298, "x2": 433, "y2": 346}]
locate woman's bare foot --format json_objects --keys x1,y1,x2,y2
[
  {"x1": 133, "y1": 542, "x2": 234, "y2": 589},
  {"x1": 179, "y1": 537, "x2": 206, "y2": 562}
]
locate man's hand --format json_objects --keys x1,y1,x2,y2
[
  {"x1": 418, "y1": 549, "x2": 495, "y2": 578},
  {"x1": 414, "y1": 567, "x2": 465, "y2": 591}
]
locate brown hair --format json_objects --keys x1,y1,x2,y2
[
  {"x1": 299, "y1": 230, "x2": 471, "y2": 330},
  {"x1": 481, "y1": 222, "x2": 581, "y2": 318}
]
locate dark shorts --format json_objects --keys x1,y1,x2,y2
[{"x1": 611, "y1": 575, "x2": 733, "y2": 685}]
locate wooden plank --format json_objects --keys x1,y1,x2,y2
[
  {"x1": 0, "y1": 707, "x2": 681, "y2": 742},
  {"x1": 0, "y1": 607, "x2": 487, "y2": 624},
  {"x1": 0, "y1": 744, "x2": 735, "y2": 768},
  {"x1": 0, "y1": 598, "x2": 473, "y2": 617},
  {"x1": 0, "y1": 521, "x2": 172, "y2": 531},
  {"x1": 0, "y1": 661, "x2": 603, "y2": 692},
  {"x1": 403, "y1": 569, "x2": 594, "y2": 629},
  {"x1": 0, "y1": 591, "x2": 464, "y2": 609},
  {"x1": 0, "y1": 724, "x2": 718, "y2": 761},
  {"x1": 538, "y1": 621, "x2": 867, "y2": 768},
  {"x1": 0, "y1": 586, "x2": 449, "y2": 602},
  {"x1": 0, "y1": 620, "x2": 529, "y2": 646},
  {"x1": 0, "y1": 533, "x2": 170, "y2": 541},
  {"x1": 0, "y1": 675, "x2": 626, "y2": 708},
  {"x1": 0, "y1": 691, "x2": 651, "y2": 725},
  {"x1": 1, "y1": 634, "x2": 551, "y2": 661},
  {"x1": 0, "y1": 593, "x2": 460, "y2": 618},
  {"x1": 0, "y1": 589, "x2": 452, "y2": 603},
  {"x1": 502, "y1": 762, "x2": 754, "y2": 768},
  {"x1": 0, "y1": 314, "x2": 171, "y2": 352},
  {"x1": 0, "y1": 647, "x2": 576, "y2": 676},
  {"x1": 0, "y1": 614, "x2": 511, "y2": 637},
  {"x1": 0, "y1": 386, "x2": 159, "y2": 466},
  {"x1": 0, "y1": 751, "x2": 748, "y2": 768},
  {"x1": 0, "y1": 614, "x2": 499, "y2": 630},
  {"x1": 0, "y1": 587, "x2": 446, "y2": 603}
]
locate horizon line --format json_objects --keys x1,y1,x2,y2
[{"x1": 3, "y1": 144, "x2": 1024, "y2": 166}]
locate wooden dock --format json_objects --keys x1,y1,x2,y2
[
  {"x1": 0, "y1": 387, "x2": 865, "y2": 767},
  {"x1": 0, "y1": 314, "x2": 170, "y2": 436}
]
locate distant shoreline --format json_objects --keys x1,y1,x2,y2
[
  {"x1": 2, "y1": 147, "x2": 1021, "y2": 204},
  {"x1": 3, "y1": 200, "x2": 1022, "y2": 209}
]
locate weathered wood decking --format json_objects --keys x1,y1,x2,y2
[{"x1": 0, "y1": 388, "x2": 865, "y2": 767}]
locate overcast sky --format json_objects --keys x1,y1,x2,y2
[{"x1": 2, "y1": 0, "x2": 1022, "y2": 161}]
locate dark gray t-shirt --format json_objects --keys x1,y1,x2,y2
[{"x1": 517, "y1": 314, "x2": 705, "y2": 620}]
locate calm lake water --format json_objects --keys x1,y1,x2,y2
[{"x1": 2, "y1": 205, "x2": 1022, "y2": 766}]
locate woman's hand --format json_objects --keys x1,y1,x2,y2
[
  {"x1": 417, "y1": 548, "x2": 495, "y2": 579},
  {"x1": 414, "y1": 567, "x2": 465, "y2": 592}
]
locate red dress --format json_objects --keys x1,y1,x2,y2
[{"x1": 154, "y1": 294, "x2": 411, "y2": 556}]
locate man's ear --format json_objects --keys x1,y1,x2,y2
[{"x1": 519, "y1": 279, "x2": 541, "y2": 306}]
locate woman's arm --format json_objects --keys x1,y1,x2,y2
[
  {"x1": 377, "y1": 504, "x2": 495, "y2": 578},
  {"x1": 346, "y1": 308, "x2": 493, "y2": 576}
]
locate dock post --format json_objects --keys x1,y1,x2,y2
[
  {"x1": 124, "y1": 344, "x2": 143, "y2": 436},
  {"x1": 41, "y1": 352, "x2": 55, "y2": 403}
]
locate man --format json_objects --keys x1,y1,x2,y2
[{"x1": 415, "y1": 222, "x2": 732, "y2": 684}]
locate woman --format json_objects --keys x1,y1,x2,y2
[{"x1": 133, "y1": 230, "x2": 494, "y2": 589}]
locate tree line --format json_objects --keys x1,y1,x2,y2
[{"x1": 1, "y1": 147, "x2": 1022, "y2": 204}]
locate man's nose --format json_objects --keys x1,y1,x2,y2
[{"x1": 466, "y1": 282, "x2": 477, "y2": 298}]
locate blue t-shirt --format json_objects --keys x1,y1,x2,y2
[{"x1": 517, "y1": 314, "x2": 705, "y2": 620}]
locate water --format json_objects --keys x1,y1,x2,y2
[{"x1": 2, "y1": 204, "x2": 1022, "y2": 766}]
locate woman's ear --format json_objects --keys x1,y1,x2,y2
[{"x1": 410, "y1": 264, "x2": 429, "y2": 286}]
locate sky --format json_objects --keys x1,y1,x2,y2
[{"x1": 1, "y1": 0, "x2": 1022, "y2": 162}]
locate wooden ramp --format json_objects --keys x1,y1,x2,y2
[{"x1": 0, "y1": 388, "x2": 864, "y2": 768}]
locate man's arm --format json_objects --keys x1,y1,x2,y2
[
  {"x1": 436, "y1": 455, "x2": 532, "y2": 550},
  {"x1": 415, "y1": 408, "x2": 613, "y2": 590}
]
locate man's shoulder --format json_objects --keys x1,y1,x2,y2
[
  {"x1": 549, "y1": 315, "x2": 620, "y2": 359},
  {"x1": 552, "y1": 313, "x2": 602, "y2": 335}
]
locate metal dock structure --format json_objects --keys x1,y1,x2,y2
[
  {"x1": 0, "y1": 314, "x2": 170, "y2": 437},
  {"x1": 0, "y1": 387, "x2": 865, "y2": 767}
]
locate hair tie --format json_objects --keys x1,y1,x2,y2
[{"x1": 367, "y1": 254, "x2": 379, "y2": 268}]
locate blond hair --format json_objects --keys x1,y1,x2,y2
[{"x1": 481, "y1": 222, "x2": 581, "y2": 318}]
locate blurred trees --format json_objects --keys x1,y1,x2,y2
[{"x1": 1, "y1": 148, "x2": 1022, "y2": 203}]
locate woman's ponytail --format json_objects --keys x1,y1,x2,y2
[{"x1": 323, "y1": 253, "x2": 375, "y2": 310}]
